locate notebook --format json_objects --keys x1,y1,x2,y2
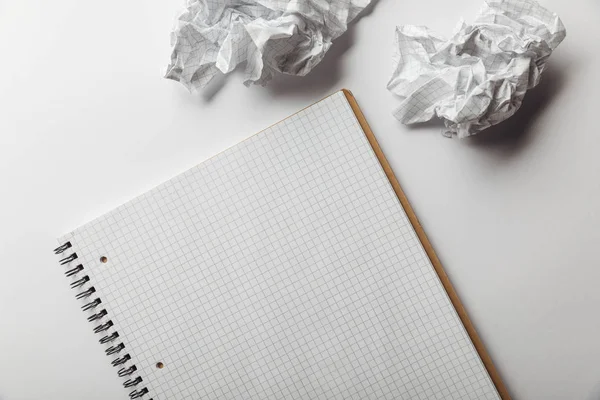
[{"x1": 54, "y1": 90, "x2": 509, "y2": 400}]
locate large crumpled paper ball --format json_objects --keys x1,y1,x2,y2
[
  {"x1": 387, "y1": 0, "x2": 566, "y2": 138},
  {"x1": 166, "y1": 0, "x2": 370, "y2": 91}
]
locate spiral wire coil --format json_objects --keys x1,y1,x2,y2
[{"x1": 55, "y1": 242, "x2": 152, "y2": 399}]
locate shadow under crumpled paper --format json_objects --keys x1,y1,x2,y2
[
  {"x1": 467, "y1": 62, "x2": 566, "y2": 155},
  {"x1": 403, "y1": 61, "x2": 566, "y2": 156},
  {"x1": 200, "y1": 73, "x2": 228, "y2": 103},
  {"x1": 586, "y1": 380, "x2": 600, "y2": 400},
  {"x1": 265, "y1": 26, "x2": 355, "y2": 97}
]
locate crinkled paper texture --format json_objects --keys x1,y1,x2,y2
[
  {"x1": 166, "y1": 0, "x2": 370, "y2": 90},
  {"x1": 387, "y1": 0, "x2": 566, "y2": 138}
]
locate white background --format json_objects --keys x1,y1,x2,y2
[{"x1": 0, "y1": 0, "x2": 597, "y2": 399}]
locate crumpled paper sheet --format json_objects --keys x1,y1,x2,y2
[
  {"x1": 387, "y1": 0, "x2": 566, "y2": 138},
  {"x1": 166, "y1": 0, "x2": 370, "y2": 90}
]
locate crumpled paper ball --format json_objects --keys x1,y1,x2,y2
[
  {"x1": 166, "y1": 0, "x2": 370, "y2": 91},
  {"x1": 387, "y1": 0, "x2": 566, "y2": 138}
]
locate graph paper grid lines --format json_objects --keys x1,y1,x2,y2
[{"x1": 59, "y1": 91, "x2": 500, "y2": 400}]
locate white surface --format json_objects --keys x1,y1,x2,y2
[
  {"x1": 58, "y1": 92, "x2": 499, "y2": 400},
  {"x1": 0, "y1": 0, "x2": 598, "y2": 399}
]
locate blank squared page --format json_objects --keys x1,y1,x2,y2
[{"x1": 59, "y1": 91, "x2": 501, "y2": 400}]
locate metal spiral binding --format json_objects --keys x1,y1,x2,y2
[
  {"x1": 129, "y1": 388, "x2": 149, "y2": 399},
  {"x1": 54, "y1": 242, "x2": 72, "y2": 254},
  {"x1": 106, "y1": 343, "x2": 125, "y2": 355},
  {"x1": 99, "y1": 331, "x2": 119, "y2": 344},
  {"x1": 124, "y1": 377, "x2": 143, "y2": 387},
  {"x1": 88, "y1": 309, "x2": 108, "y2": 322},
  {"x1": 65, "y1": 264, "x2": 83, "y2": 277},
  {"x1": 118, "y1": 365, "x2": 137, "y2": 377},
  {"x1": 54, "y1": 242, "x2": 152, "y2": 399},
  {"x1": 82, "y1": 298, "x2": 102, "y2": 311},
  {"x1": 112, "y1": 354, "x2": 132, "y2": 366},
  {"x1": 76, "y1": 286, "x2": 96, "y2": 299},
  {"x1": 59, "y1": 253, "x2": 78, "y2": 265},
  {"x1": 94, "y1": 320, "x2": 114, "y2": 333},
  {"x1": 71, "y1": 275, "x2": 90, "y2": 288}
]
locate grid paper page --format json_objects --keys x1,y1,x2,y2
[{"x1": 58, "y1": 91, "x2": 500, "y2": 400}]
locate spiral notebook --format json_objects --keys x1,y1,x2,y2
[{"x1": 54, "y1": 90, "x2": 509, "y2": 400}]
